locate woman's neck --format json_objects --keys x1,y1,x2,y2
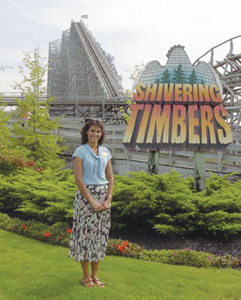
[{"x1": 88, "y1": 142, "x2": 98, "y2": 150}]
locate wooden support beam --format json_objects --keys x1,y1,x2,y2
[
  {"x1": 148, "y1": 150, "x2": 159, "y2": 175},
  {"x1": 193, "y1": 151, "x2": 206, "y2": 192}
]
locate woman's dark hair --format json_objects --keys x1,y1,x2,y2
[{"x1": 81, "y1": 119, "x2": 105, "y2": 145}]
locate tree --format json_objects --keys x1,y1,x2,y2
[
  {"x1": 188, "y1": 69, "x2": 198, "y2": 84},
  {"x1": 119, "y1": 63, "x2": 145, "y2": 123},
  {"x1": 12, "y1": 47, "x2": 66, "y2": 170},
  {"x1": 0, "y1": 99, "x2": 14, "y2": 169},
  {"x1": 119, "y1": 89, "x2": 135, "y2": 122},
  {"x1": 161, "y1": 69, "x2": 172, "y2": 83},
  {"x1": 0, "y1": 65, "x2": 12, "y2": 72},
  {"x1": 0, "y1": 99, "x2": 32, "y2": 173},
  {"x1": 129, "y1": 61, "x2": 145, "y2": 81},
  {"x1": 172, "y1": 64, "x2": 186, "y2": 83},
  {"x1": 154, "y1": 78, "x2": 161, "y2": 83},
  {"x1": 0, "y1": 100, "x2": 11, "y2": 147}
]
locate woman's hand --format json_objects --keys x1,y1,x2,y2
[
  {"x1": 90, "y1": 199, "x2": 103, "y2": 212},
  {"x1": 101, "y1": 199, "x2": 111, "y2": 211}
]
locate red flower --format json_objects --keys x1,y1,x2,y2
[
  {"x1": 119, "y1": 246, "x2": 124, "y2": 251},
  {"x1": 122, "y1": 240, "x2": 129, "y2": 247},
  {"x1": 67, "y1": 229, "x2": 72, "y2": 234},
  {"x1": 22, "y1": 224, "x2": 28, "y2": 231},
  {"x1": 43, "y1": 230, "x2": 51, "y2": 238}
]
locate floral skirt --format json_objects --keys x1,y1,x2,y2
[{"x1": 68, "y1": 185, "x2": 111, "y2": 262}]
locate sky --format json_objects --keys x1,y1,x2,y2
[{"x1": 0, "y1": 0, "x2": 241, "y2": 93}]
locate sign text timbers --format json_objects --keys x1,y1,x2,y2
[{"x1": 123, "y1": 83, "x2": 233, "y2": 151}]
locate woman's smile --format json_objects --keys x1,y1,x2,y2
[{"x1": 86, "y1": 125, "x2": 102, "y2": 143}]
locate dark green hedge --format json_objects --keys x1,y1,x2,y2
[
  {"x1": 0, "y1": 168, "x2": 76, "y2": 225},
  {"x1": 1, "y1": 168, "x2": 241, "y2": 239},
  {"x1": 112, "y1": 170, "x2": 241, "y2": 239}
]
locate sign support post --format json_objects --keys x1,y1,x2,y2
[
  {"x1": 193, "y1": 151, "x2": 206, "y2": 191},
  {"x1": 148, "y1": 150, "x2": 159, "y2": 175}
]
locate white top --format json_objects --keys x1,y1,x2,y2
[{"x1": 72, "y1": 143, "x2": 111, "y2": 185}]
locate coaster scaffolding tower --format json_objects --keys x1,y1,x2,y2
[
  {"x1": 48, "y1": 19, "x2": 128, "y2": 122},
  {"x1": 193, "y1": 35, "x2": 241, "y2": 132}
]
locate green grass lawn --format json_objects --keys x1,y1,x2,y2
[{"x1": 0, "y1": 229, "x2": 241, "y2": 300}]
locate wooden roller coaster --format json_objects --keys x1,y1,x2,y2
[{"x1": 194, "y1": 35, "x2": 241, "y2": 132}]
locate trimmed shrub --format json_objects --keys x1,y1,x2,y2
[
  {"x1": 112, "y1": 170, "x2": 241, "y2": 239},
  {"x1": 139, "y1": 248, "x2": 211, "y2": 268},
  {"x1": 1, "y1": 168, "x2": 241, "y2": 239},
  {"x1": 0, "y1": 168, "x2": 76, "y2": 225}
]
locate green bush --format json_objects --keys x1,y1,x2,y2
[
  {"x1": 0, "y1": 168, "x2": 76, "y2": 225},
  {"x1": 209, "y1": 254, "x2": 241, "y2": 268},
  {"x1": 107, "y1": 238, "x2": 144, "y2": 258},
  {"x1": 111, "y1": 170, "x2": 197, "y2": 234},
  {"x1": 112, "y1": 170, "x2": 241, "y2": 239},
  {"x1": 1, "y1": 167, "x2": 241, "y2": 240},
  {"x1": 139, "y1": 248, "x2": 211, "y2": 268}
]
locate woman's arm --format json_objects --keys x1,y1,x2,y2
[
  {"x1": 102, "y1": 159, "x2": 114, "y2": 210},
  {"x1": 74, "y1": 157, "x2": 102, "y2": 211}
]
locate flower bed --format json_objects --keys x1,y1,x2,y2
[{"x1": 0, "y1": 212, "x2": 240, "y2": 269}]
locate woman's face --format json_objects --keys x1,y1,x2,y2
[{"x1": 86, "y1": 125, "x2": 102, "y2": 144}]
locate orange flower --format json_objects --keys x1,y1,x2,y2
[
  {"x1": 67, "y1": 229, "x2": 72, "y2": 234},
  {"x1": 122, "y1": 240, "x2": 129, "y2": 247},
  {"x1": 43, "y1": 230, "x2": 51, "y2": 238}
]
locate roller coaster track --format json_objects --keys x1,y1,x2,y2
[
  {"x1": 194, "y1": 35, "x2": 241, "y2": 132},
  {"x1": 73, "y1": 21, "x2": 122, "y2": 98}
]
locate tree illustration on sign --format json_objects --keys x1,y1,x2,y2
[
  {"x1": 161, "y1": 69, "x2": 172, "y2": 83},
  {"x1": 172, "y1": 64, "x2": 186, "y2": 83},
  {"x1": 188, "y1": 69, "x2": 199, "y2": 84}
]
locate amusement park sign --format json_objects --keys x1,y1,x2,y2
[{"x1": 123, "y1": 46, "x2": 233, "y2": 151}]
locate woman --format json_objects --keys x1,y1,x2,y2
[{"x1": 69, "y1": 119, "x2": 114, "y2": 288}]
